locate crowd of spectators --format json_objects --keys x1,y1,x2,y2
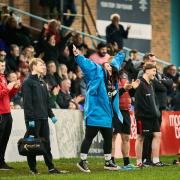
[{"x1": 0, "y1": 7, "x2": 179, "y2": 111}]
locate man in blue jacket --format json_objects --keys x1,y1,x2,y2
[{"x1": 73, "y1": 45, "x2": 125, "y2": 172}]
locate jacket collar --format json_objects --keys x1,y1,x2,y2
[
  {"x1": 29, "y1": 74, "x2": 40, "y2": 80},
  {"x1": 141, "y1": 77, "x2": 152, "y2": 85}
]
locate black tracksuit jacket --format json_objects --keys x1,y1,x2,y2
[
  {"x1": 22, "y1": 74, "x2": 54, "y2": 121},
  {"x1": 135, "y1": 78, "x2": 160, "y2": 120}
]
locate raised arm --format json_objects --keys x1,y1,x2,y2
[
  {"x1": 110, "y1": 51, "x2": 125, "y2": 71},
  {"x1": 73, "y1": 45, "x2": 98, "y2": 81}
]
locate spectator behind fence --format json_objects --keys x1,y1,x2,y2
[
  {"x1": 44, "y1": 61, "x2": 59, "y2": 91},
  {"x1": 123, "y1": 49, "x2": 140, "y2": 81},
  {"x1": 7, "y1": 72, "x2": 22, "y2": 108},
  {"x1": 165, "y1": 64, "x2": 179, "y2": 84},
  {"x1": 20, "y1": 46, "x2": 35, "y2": 66},
  {"x1": 58, "y1": 45, "x2": 73, "y2": 71},
  {"x1": 41, "y1": 19, "x2": 61, "y2": 44},
  {"x1": 0, "y1": 14, "x2": 10, "y2": 40},
  {"x1": 107, "y1": 41, "x2": 119, "y2": 56},
  {"x1": 39, "y1": 34, "x2": 59, "y2": 64},
  {"x1": 41, "y1": 64, "x2": 60, "y2": 109},
  {"x1": 39, "y1": 19, "x2": 72, "y2": 46},
  {"x1": 68, "y1": 33, "x2": 88, "y2": 71},
  {"x1": 71, "y1": 33, "x2": 84, "y2": 48},
  {"x1": 57, "y1": 64, "x2": 69, "y2": 82},
  {"x1": 3, "y1": 16, "x2": 31, "y2": 47},
  {"x1": 137, "y1": 53, "x2": 156, "y2": 78},
  {"x1": 0, "y1": 49, "x2": 6, "y2": 62},
  {"x1": 71, "y1": 66, "x2": 86, "y2": 109},
  {"x1": 106, "y1": 13, "x2": 130, "y2": 50},
  {"x1": 56, "y1": 78, "x2": 72, "y2": 109},
  {"x1": 89, "y1": 43, "x2": 110, "y2": 65},
  {"x1": 68, "y1": 33, "x2": 89, "y2": 57},
  {"x1": 18, "y1": 62, "x2": 30, "y2": 83},
  {"x1": 171, "y1": 81, "x2": 180, "y2": 110},
  {"x1": 129, "y1": 49, "x2": 142, "y2": 71},
  {"x1": 71, "y1": 66, "x2": 85, "y2": 97},
  {"x1": 6, "y1": 44, "x2": 20, "y2": 73}
]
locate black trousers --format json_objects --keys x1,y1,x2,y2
[
  {"x1": 81, "y1": 126, "x2": 113, "y2": 154},
  {"x1": 142, "y1": 111, "x2": 162, "y2": 161},
  {"x1": 25, "y1": 119, "x2": 54, "y2": 170},
  {"x1": 0, "y1": 113, "x2": 13, "y2": 165},
  {"x1": 142, "y1": 134, "x2": 153, "y2": 162}
]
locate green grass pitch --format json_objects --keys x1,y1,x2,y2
[{"x1": 0, "y1": 156, "x2": 180, "y2": 180}]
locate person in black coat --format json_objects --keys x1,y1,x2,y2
[
  {"x1": 56, "y1": 78, "x2": 72, "y2": 109},
  {"x1": 22, "y1": 58, "x2": 60, "y2": 174},
  {"x1": 44, "y1": 61, "x2": 59, "y2": 90},
  {"x1": 137, "y1": 53, "x2": 173, "y2": 165},
  {"x1": 171, "y1": 82, "x2": 180, "y2": 110},
  {"x1": 135, "y1": 64, "x2": 163, "y2": 167},
  {"x1": 124, "y1": 49, "x2": 141, "y2": 81},
  {"x1": 40, "y1": 34, "x2": 59, "y2": 64},
  {"x1": 106, "y1": 14, "x2": 130, "y2": 49},
  {"x1": 6, "y1": 44, "x2": 20, "y2": 73},
  {"x1": 3, "y1": 16, "x2": 31, "y2": 47}
]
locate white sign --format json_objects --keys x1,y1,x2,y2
[{"x1": 96, "y1": 20, "x2": 152, "y2": 40}]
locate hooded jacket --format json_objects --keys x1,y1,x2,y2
[{"x1": 74, "y1": 52, "x2": 125, "y2": 128}]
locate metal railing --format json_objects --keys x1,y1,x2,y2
[
  {"x1": 0, "y1": 3, "x2": 170, "y2": 68},
  {"x1": 0, "y1": 3, "x2": 105, "y2": 45}
]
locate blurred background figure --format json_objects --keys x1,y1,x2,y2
[
  {"x1": 106, "y1": 13, "x2": 130, "y2": 50},
  {"x1": 89, "y1": 42, "x2": 110, "y2": 64}
]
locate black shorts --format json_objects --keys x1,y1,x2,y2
[
  {"x1": 113, "y1": 110, "x2": 131, "y2": 135},
  {"x1": 137, "y1": 118, "x2": 160, "y2": 136}
]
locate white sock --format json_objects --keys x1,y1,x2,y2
[
  {"x1": 137, "y1": 159, "x2": 142, "y2": 164},
  {"x1": 80, "y1": 153, "x2": 87, "y2": 160},
  {"x1": 153, "y1": 157, "x2": 159, "y2": 164},
  {"x1": 104, "y1": 154, "x2": 111, "y2": 161}
]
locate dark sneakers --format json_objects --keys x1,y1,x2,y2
[
  {"x1": 49, "y1": 168, "x2": 61, "y2": 174},
  {"x1": 0, "y1": 163, "x2": 14, "y2": 170},
  {"x1": 104, "y1": 159, "x2": 120, "y2": 170},
  {"x1": 143, "y1": 160, "x2": 153, "y2": 166},
  {"x1": 30, "y1": 168, "x2": 67, "y2": 175},
  {"x1": 77, "y1": 160, "x2": 91, "y2": 173},
  {"x1": 153, "y1": 161, "x2": 170, "y2": 167}
]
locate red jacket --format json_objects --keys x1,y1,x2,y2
[
  {"x1": 119, "y1": 74, "x2": 131, "y2": 110},
  {"x1": 0, "y1": 74, "x2": 19, "y2": 114}
]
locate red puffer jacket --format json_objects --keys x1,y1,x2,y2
[
  {"x1": 119, "y1": 76, "x2": 131, "y2": 110},
  {"x1": 0, "y1": 74, "x2": 19, "y2": 114}
]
